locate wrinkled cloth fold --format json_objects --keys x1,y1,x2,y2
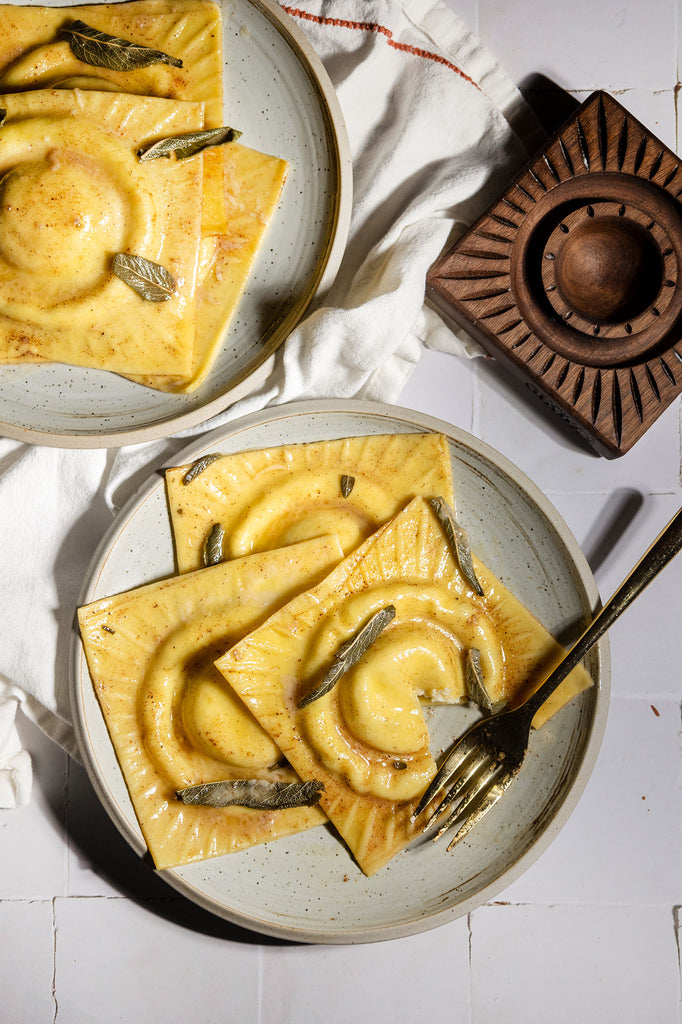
[{"x1": 0, "y1": 0, "x2": 541, "y2": 806}]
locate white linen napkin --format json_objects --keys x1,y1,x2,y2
[{"x1": 0, "y1": 0, "x2": 542, "y2": 806}]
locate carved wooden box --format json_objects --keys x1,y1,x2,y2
[{"x1": 426, "y1": 91, "x2": 682, "y2": 457}]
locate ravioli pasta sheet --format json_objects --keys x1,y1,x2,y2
[
  {"x1": 0, "y1": 87, "x2": 204, "y2": 378},
  {"x1": 0, "y1": 0, "x2": 227, "y2": 231},
  {"x1": 78, "y1": 429, "x2": 592, "y2": 876},
  {"x1": 131, "y1": 141, "x2": 288, "y2": 392},
  {"x1": 0, "y1": 0, "x2": 224, "y2": 119},
  {"x1": 0, "y1": 0, "x2": 288, "y2": 391},
  {"x1": 165, "y1": 432, "x2": 457, "y2": 572},
  {"x1": 78, "y1": 535, "x2": 345, "y2": 871},
  {"x1": 215, "y1": 497, "x2": 593, "y2": 876}
]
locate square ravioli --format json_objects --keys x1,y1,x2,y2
[
  {"x1": 0, "y1": 87, "x2": 205, "y2": 378},
  {"x1": 0, "y1": 0, "x2": 223, "y2": 121},
  {"x1": 77, "y1": 535, "x2": 343, "y2": 870},
  {"x1": 215, "y1": 496, "x2": 593, "y2": 876},
  {"x1": 0, "y1": 0, "x2": 289, "y2": 391},
  {"x1": 130, "y1": 141, "x2": 289, "y2": 392},
  {"x1": 165, "y1": 432, "x2": 456, "y2": 572},
  {"x1": 0, "y1": 0, "x2": 227, "y2": 233}
]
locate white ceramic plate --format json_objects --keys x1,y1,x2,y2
[
  {"x1": 0, "y1": 0, "x2": 352, "y2": 448},
  {"x1": 70, "y1": 400, "x2": 610, "y2": 943}
]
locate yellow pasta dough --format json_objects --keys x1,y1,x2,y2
[
  {"x1": 0, "y1": 0, "x2": 227, "y2": 232},
  {"x1": 0, "y1": 0, "x2": 289, "y2": 391},
  {"x1": 165, "y1": 432, "x2": 457, "y2": 572},
  {"x1": 215, "y1": 497, "x2": 593, "y2": 876},
  {"x1": 130, "y1": 141, "x2": 288, "y2": 392},
  {"x1": 0, "y1": 87, "x2": 204, "y2": 378},
  {"x1": 78, "y1": 535, "x2": 344, "y2": 871}
]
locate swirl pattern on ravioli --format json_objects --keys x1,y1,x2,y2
[
  {"x1": 78, "y1": 535, "x2": 344, "y2": 870},
  {"x1": 165, "y1": 432, "x2": 457, "y2": 572},
  {"x1": 0, "y1": 87, "x2": 204, "y2": 378},
  {"x1": 0, "y1": 1, "x2": 289, "y2": 391},
  {"x1": 215, "y1": 497, "x2": 593, "y2": 876}
]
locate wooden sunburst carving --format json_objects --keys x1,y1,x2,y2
[{"x1": 426, "y1": 91, "x2": 682, "y2": 457}]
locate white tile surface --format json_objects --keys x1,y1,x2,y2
[
  {"x1": 259, "y1": 919, "x2": 471, "y2": 1024},
  {"x1": 543, "y1": 490, "x2": 682, "y2": 700},
  {"x1": 398, "y1": 346, "x2": 477, "y2": 431},
  {"x1": 476, "y1": 353, "x2": 682, "y2": 495},
  {"x1": 1, "y1": 1, "x2": 681, "y2": 1022},
  {"x1": 0, "y1": 717, "x2": 68, "y2": 900},
  {"x1": 496, "y1": 696, "x2": 682, "y2": 906},
  {"x1": 65, "y1": 760, "x2": 175, "y2": 900},
  {"x1": 53, "y1": 896, "x2": 261, "y2": 1024},
  {"x1": 477, "y1": 0, "x2": 677, "y2": 91},
  {"x1": 470, "y1": 903, "x2": 681, "y2": 1024},
  {"x1": 0, "y1": 900, "x2": 56, "y2": 1023}
]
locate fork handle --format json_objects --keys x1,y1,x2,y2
[{"x1": 521, "y1": 506, "x2": 682, "y2": 720}]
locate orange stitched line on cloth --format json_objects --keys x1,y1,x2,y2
[{"x1": 280, "y1": 5, "x2": 480, "y2": 90}]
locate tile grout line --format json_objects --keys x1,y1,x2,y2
[
  {"x1": 467, "y1": 911, "x2": 474, "y2": 1024},
  {"x1": 256, "y1": 944, "x2": 262, "y2": 1024},
  {"x1": 673, "y1": 906, "x2": 682, "y2": 1013},
  {"x1": 51, "y1": 897, "x2": 58, "y2": 1024}
]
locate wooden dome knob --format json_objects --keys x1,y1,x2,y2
[{"x1": 554, "y1": 215, "x2": 661, "y2": 322}]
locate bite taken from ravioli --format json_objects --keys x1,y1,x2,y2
[
  {"x1": 77, "y1": 535, "x2": 344, "y2": 871},
  {"x1": 165, "y1": 432, "x2": 456, "y2": 573},
  {"x1": 215, "y1": 496, "x2": 593, "y2": 877}
]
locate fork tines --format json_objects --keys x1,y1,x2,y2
[{"x1": 412, "y1": 735, "x2": 514, "y2": 850}]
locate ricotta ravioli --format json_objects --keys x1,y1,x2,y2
[
  {"x1": 0, "y1": 0, "x2": 288, "y2": 391},
  {"x1": 77, "y1": 535, "x2": 344, "y2": 871},
  {"x1": 214, "y1": 497, "x2": 593, "y2": 876},
  {"x1": 0, "y1": 87, "x2": 204, "y2": 378},
  {"x1": 0, "y1": 0, "x2": 227, "y2": 233},
  {"x1": 165, "y1": 432, "x2": 457, "y2": 572}
]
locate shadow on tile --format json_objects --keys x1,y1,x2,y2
[
  {"x1": 580, "y1": 488, "x2": 645, "y2": 575},
  {"x1": 518, "y1": 74, "x2": 581, "y2": 137},
  {"x1": 64, "y1": 759, "x2": 295, "y2": 946},
  {"x1": 477, "y1": 355, "x2": 599, "y2": 458}
]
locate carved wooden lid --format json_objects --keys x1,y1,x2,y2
[{"x1": 427, "y1": 91, "x2": 682, "y2": 457}]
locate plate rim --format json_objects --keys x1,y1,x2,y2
[
  {"x1": 69, "y1": 397, "x2": 611, "y2": 943},
  {"x1": 0, "y1": 0, "x2": 353, "y2": 449}
]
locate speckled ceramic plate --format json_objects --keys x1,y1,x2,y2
[
  {"x1": 69, "y1": 400, "x2": 610, "y2": 944},
  {"x1": 0, "y1": 0, "x2": 352, "y2": 448}
]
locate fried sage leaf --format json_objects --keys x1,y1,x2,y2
[
  {"x1": 138, "y1": 126, "x2": 242, "y2": 162},
  {"x1": 429, "y1": 496, "x2": 484, "y2": 596},
  {"x1": 465, "y1": 647, "x2": 505, "y2": 715},
  {"x1": 182, "y1": 453, "x2": 222, "y2": 485},
  {"x1": 176, "y1": 778, "x2": 324, "y2": 809},
  {"x1": 203, "y1": 522, "x2": 225, "y2": 567},
  {"x1": 112, "y1": 253, "x2": 176, "y2": 302},
  {"x1": 340, "y1": 474, "x2": 355, "y2": 498},
  {"x1": 297, "y1": 604, "x2": 396, "y2": 709},
  {"x1": 59, "y1": 19, "x2": 183, "y2": 70}
]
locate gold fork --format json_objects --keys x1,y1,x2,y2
[{"x1": 412, "y1": 506, "x2": 682, "y2": 849}]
